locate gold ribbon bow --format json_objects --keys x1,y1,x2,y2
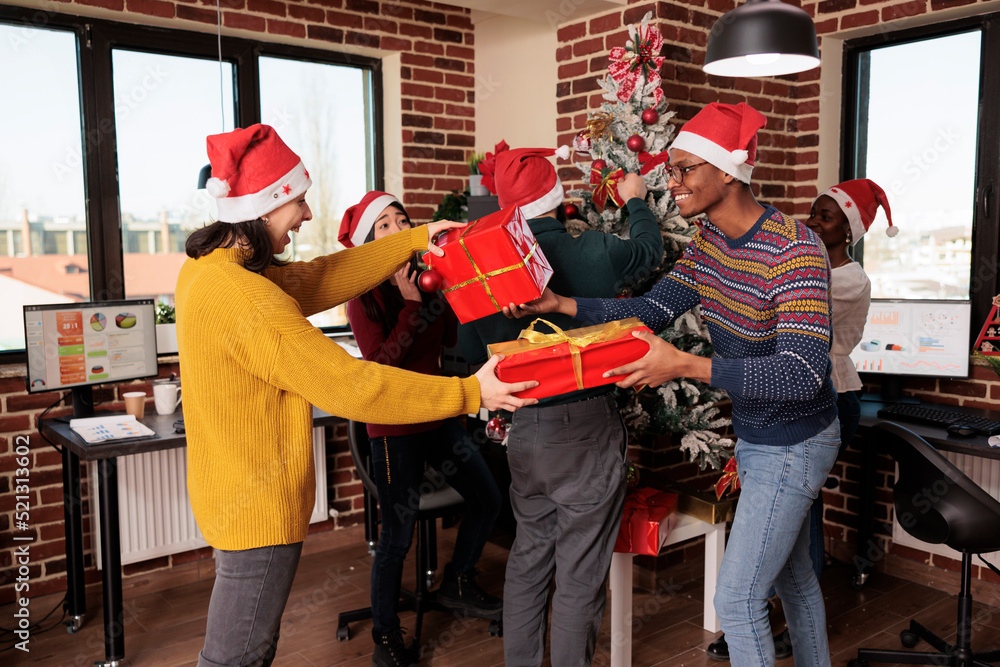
[
  {"x1": 430, "y1": 217, "x2": 540, "y2": 312},
  {"x1": 489, "y1": 318, "x2": 641, "y2": 391},
  {"x1": 714, "y1": 456, "x2": 741, "y2": 500}
]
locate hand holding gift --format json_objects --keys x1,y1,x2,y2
[
  {"x1": 603, "y1": 330, "x2": 712, "y2": 388},
  {"x1": 474, "y1": 354, "x2": 540, "y2": 412},
  {"x1": 501, "y1": 287, "x2": 575, "y2": 320},
  {"x1": 424, "y1": 219, "x2": 468, "y2": 256}
]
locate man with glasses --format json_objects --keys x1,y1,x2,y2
[{"x1": 507, "y1": 101, "x2": 838, "y2": 667}]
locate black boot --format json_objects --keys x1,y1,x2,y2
[
  {"x1": 435, "y1": 564, "x2": 503, "y2": 620},
  {"x1": 706, "y1": 633, "x2": 730, "y2": 661},
  {"x1": 372, "y1": 628, "x2": 418, "y2": 667}
]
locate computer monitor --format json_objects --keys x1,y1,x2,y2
[
  {"x1": 23, "y1": 299, "x2": 159, "y2": 418},
  {"x1": 848, "y1": 299, "x2": 972, "y2": 401}
]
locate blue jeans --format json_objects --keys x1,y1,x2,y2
[
  {"x1": 370, "y1": 418, "x2": 501, "y2": 634},
  {"x1": 715, "y1": 420, "x2": 840, "y2": 667},
  {"x1": 808, "y1": 391, "x2": 861, "y2": 580}
]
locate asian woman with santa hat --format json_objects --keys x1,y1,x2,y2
[
  {"x1": 340, "y1": 192, "x2": 503, "y2": 667},
  {"x1": 175, "y1": 124, "x2": 537, "y2": 667}
]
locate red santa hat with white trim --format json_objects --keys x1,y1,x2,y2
[
  {"x1": 815, "y1": 178, "x2": 897, "y2": 245},
  {"x1": 205, "y1": 124, "x2": 312, "y2": 223},
  {"x1": 338, "y1": 191, "x2": 403, "y2": 248},
  {"x1": 668, "y1": 102, "x2": 767, "y2": 184},
  {"x1": 492, "y1": 144, "x2": 572, "y2": 219}
]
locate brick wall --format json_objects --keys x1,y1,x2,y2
[{"x1": 0, "y1": 0, "x2": 476, "y2": 605}]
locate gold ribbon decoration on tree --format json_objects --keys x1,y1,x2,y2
[{"x1": 585, "y1": 111, "x2": 614, "y2": 144}]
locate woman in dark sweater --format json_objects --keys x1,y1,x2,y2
[{"x1": 341, "y1": 191, "x2": 503, "y2": 667}]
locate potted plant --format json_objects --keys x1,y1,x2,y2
[
  {"x1": 467, "y1": 152, "x2": 488, "y2": 197},
  {"x1": 155, "y1": 300, "x2": 178, "y2": 354}
]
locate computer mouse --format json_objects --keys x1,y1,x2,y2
[{"x1": 946, "y1": 424, "x2": 976, "y2": 438}]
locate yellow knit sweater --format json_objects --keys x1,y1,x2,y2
[{"x1": 175, "y1": 227, "x2": 481, "y2": 550}]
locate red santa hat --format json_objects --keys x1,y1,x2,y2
[
  {"x1": 668, "y1": 102, "x2": 767, "y2": 184},
  {"x1": 491, "y1": 144, "x2": 572, "y2": 219},
  {"x1": 815, "y1": 179, "x2": 896, "y2": 245},
  {"x1": 205, "y1": 124, "x2": 312, "y2": 224},
  {"x1": 338, "y1": 191, "x2": 402, "y2": 248}
]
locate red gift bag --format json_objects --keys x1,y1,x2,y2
[{"x1": 614, "y1": 487, "x2": 679, "y2": 556}]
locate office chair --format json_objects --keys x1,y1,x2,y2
[
  {"x1": 850, "y1": 421, "x2": 1000, "y2": 667},
  {"x1": 336, "y1": 420, "x2": 501, "y2": 650}
]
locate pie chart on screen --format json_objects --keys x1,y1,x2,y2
[
  {"x1": 90, "y1": 313, "x2": 107, "y2": 332},
  {"x1": 116, "y1": 313, "x2": 137, "y2": 329}
]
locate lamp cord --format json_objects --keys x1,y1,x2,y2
[{"x1": 215, "y1": 0, "x2": 224, "y2": 130}]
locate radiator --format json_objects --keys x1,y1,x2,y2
[
  {"x1": 91, "y1": 426, "x2": 329, "y2": 568},
  {"x1": 892, "y1": 451, "x2": 1000, "y2": 569}
]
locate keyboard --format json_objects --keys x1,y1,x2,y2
[{"x1": 877, "y1": 402, "x2": 1000, "y2": 436}]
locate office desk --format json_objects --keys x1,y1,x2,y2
[
  {"x1": 41, "y1": 407, "x2": 340, "y2": 667},
  {"x1": 853, "y1": 397, "x2": 1000, "y2": 588}
]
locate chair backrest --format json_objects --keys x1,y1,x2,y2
[
  {"x1": 875, "y1": 421, "x2": 1000, "y2": 554},
  {"x1": 347, "y1": 419, "x2": 379, "y2": 500}
]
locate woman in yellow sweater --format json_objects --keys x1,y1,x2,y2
[{"x1": 176, "y1": 125, "x2": 536, "y2": 667}]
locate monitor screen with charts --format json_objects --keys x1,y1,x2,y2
[
  {"x1": 23, "y1": 299, "x2": 159, "y2": 395},
  {"x1": 848, "y1": 299, "x2": 972, "y2": 379}
]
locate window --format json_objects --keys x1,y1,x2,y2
[
  {"x1": 0, "y1": 6, "x2": 382, "y2": 355},
  {"x1": 0, "y1": 22, "x2": 86, "y2": 349},
  {"x1": 844, "y1": 14, "x2": 1000, "y2": 334}
]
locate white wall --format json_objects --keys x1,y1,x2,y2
[{"x1": 474, "y1": 15, "x2": 558, "y2": 153}]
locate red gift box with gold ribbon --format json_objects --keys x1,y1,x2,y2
[
  {"x1": 421, "y1": 207, "x2": 553, "y2": 324},
  {"x1": 487, "y1": 318, "x2": 652, "y2": 400},
  {"x1": 614, "y1": 487, "x2": 679, "y2": 556}
]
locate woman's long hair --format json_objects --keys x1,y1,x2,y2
[
  {"x1": 358, "y1": 202, "x2": 427, "y2": 336},
  {"x1": 185, "y1": 218, "x2": 286, "y2": 274}
]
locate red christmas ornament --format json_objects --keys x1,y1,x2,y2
[
  {"x1": 485, "y1": 416, "x2": 509, "y2": 442},
  {"x1": 417, "y1": 269, "x2": 442, "y2": 293},
  {"x1": 627, "y1": 134, "x2": 645, "y2": 152},
  {"x1": 641, "y1": 108, "x2": 659, "y2": 125},
  {"x1": 592, "y1": 158, "x2": 607, "y2": 172},
  {"x1": 565, "y1": 203, "x2": 580, "y2": 218},
  {"x1": 573, "y1": 131, "x2": 592, "y2": 156}
]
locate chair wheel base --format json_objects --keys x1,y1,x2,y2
[
  {"x1": 489, "y1": 619, "x2": 502, "y2": 637},
  {"x1": 336, "y1": 625, "x2": 350, "y2": 641},
  {"x1": 900, "y1": 629, "x2": 918, "y2": 648}
]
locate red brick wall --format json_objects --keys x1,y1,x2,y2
[{"x1": 0, "y1": 0, "x2": 475, "y2": 605}]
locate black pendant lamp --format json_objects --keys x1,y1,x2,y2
[
  {"x1": 197, "y1": 164, "x2": 212, "y2": 189},
  {"x1": 704, "y1": 0, "x2": 820, "y2": 78}
]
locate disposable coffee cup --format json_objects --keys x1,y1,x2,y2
[{"x1": 123, "y1": 391, "x2": 146, "y2": 420}]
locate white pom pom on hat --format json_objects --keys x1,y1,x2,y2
[{"x1": 206, "y1": 177, "x2": 230, "y2": 199}]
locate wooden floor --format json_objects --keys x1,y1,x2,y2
[{"x1": 8, "y1": 523, "x2": 1000, "y2": 666}]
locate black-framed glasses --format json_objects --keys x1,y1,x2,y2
[{"x1": 667, "y1": 161, "x2": 709, "y2": 184}]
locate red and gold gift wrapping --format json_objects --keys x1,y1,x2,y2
[
  {"x1": 614, "y1": 487, "x2": 679, "y2": 555},
  {"x1": 421, "y1": 207, "x2": 553, "y2": 324},
  {"x1": 714, "y1": 456, "x2": 741, "y2": 500},
  {"x1": 487, "y1": 318, "x2": 652, "y2": 400}
]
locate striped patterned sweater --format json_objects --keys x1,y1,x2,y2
[{"x1": 575, "y1": 206, "x2": 837, "y2": 446}]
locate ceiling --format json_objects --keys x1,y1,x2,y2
[{"x1": 445, "y1": 0, "x2": 627, "y2": 25}]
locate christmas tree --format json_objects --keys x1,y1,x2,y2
[{"x1": 568, "y1": 12, "x2": 733, "y2": 471}]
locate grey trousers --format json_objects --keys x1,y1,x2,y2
[
  {"x1": 197, "y1": 542, "x2": 303, "y2": 667},
  {"x1": 502, "y1": 394, "x2": 627, "y2": 667}
]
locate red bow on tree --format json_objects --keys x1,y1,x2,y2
[
  {"x1": 638, "y1": 151, "x2": 669, "y2": 176},
  {"x1": 590, "y1": 164, "x2": 625, "y2": 212},
  {"x1": 607, "y1": 23, "x2": 665, "y2": 105},
  {"x1": 478, "y1": 139, "x2": 509, "y2": 195},
  {"x1": 714, "y1": 456, "x2": 741, "y2": 500}
]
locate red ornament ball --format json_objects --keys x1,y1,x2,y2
[
  {"x1": 565, "y1": 203, "x2": 580, "y2": 218},
  {"x1": 485, "y1": 416, "x2": 509, "y2": 442},
  {"x1": 627, "y1": 134, "x2": 645, "y2": 152},
  {"x1": 417, "y1": 269, "x2": 442, "y2": 293},
  {"x1": 641, "y1": 108, "x2": 659, "y2": 125},
  {"x1": 592, "y1": 159, "x2": 607, "y2": 172}
]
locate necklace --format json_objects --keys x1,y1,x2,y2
[{"x1": 832, "y1": 257, "x2": 852, "y2": 269}]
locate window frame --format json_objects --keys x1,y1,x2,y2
[
  {"x1": 841, "y1": 12, "x2": 1000, "y2": 344},
  {"x1": 0, "y1": 5, "x2": 383, "y2": 363}
]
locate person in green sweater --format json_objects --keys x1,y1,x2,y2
[
  {"x1": 460, "y1": 144, "x2": 663, "y2": 667},
  {"x1": 177, "y1": 124, "x2": 537, "y2": 667}
]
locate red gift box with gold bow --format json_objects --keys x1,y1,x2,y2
[
  {"x1": 614, "y1": 487, "x2": 679, "y2": 555},
  {"x1": 422, "y1": 207, "x2": 553, "y2": 324},
  {"x1": 487, "y1": 318, "x2": 652, "y2": 400}
]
